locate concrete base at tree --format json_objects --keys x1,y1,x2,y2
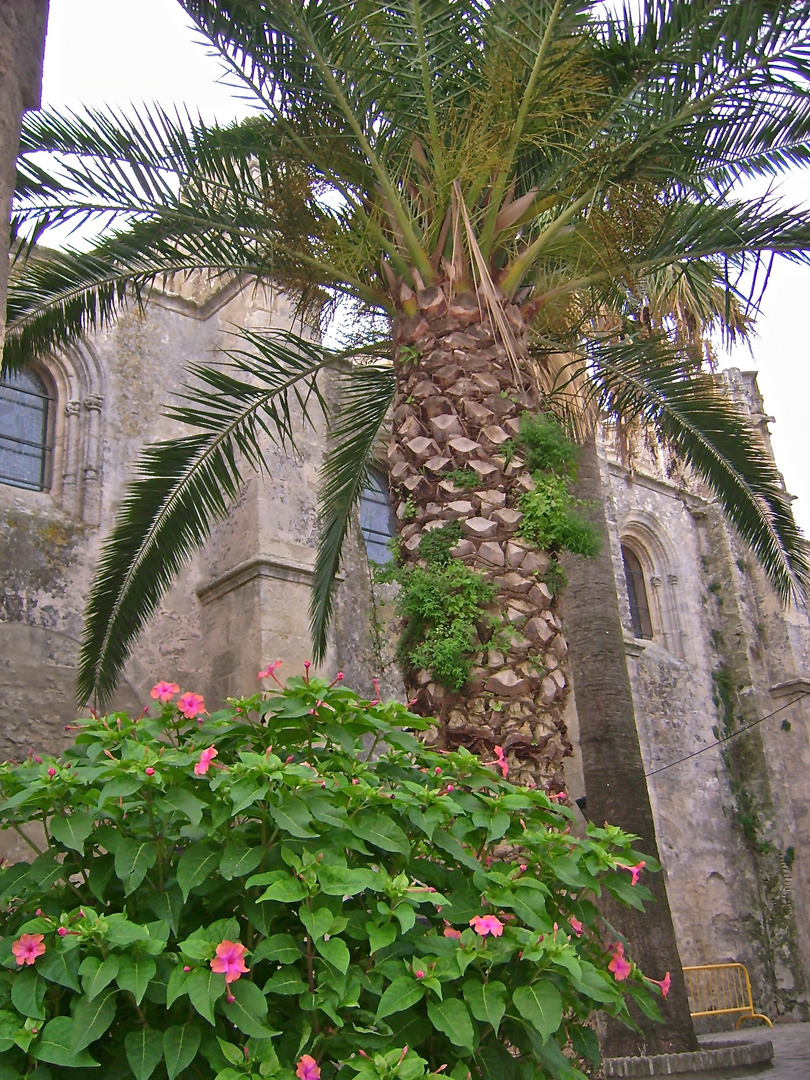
[{"x1": 604, "y1": 1037, "x2": 773, "y2": 1078}]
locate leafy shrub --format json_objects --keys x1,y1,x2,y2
[
  {"x1": 517, "y1": 477, "x2": 600, "y2": 559},
  {"x1": 446, "y1": 470, "x2": 480, "y2": 491},
  {"x1": 542, "y1": 561, "x2": 568, "y2": 598},
  {"x1": 377, "y1": 525, "x2": 495, "y2": 691},
  {"x1": 0, "y1": 675, "x2": 663, "y2": 1080},
  {"x1": 504, "y1": 415, "x2": 580, "y2": 477}
]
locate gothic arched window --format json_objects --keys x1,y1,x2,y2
[
  {"x1": 360, "y1": 467, "x2": 396, "y2": 563},
  {"x1": 621, "y1": 544, "x2": 653, "y2": 639},
  {"x1": 0, "y1": 368, "x2": 53, "y2": 491}
]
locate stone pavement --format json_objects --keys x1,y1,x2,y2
[{"x1": 697, "y1": 1022, "x2": 810, "y2": 1079}]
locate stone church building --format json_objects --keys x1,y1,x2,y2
[
  {"x1": 2, "y1": 0, "x2": 810, "y2": 1034},
  {"x1": 1, "y1": 274, "x2": 810, "y2": 1029}
]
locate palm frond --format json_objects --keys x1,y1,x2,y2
[
  {"x1": 78, "y1": 329, "x2": 332, "y2": 707},
  {"x1": 310, "y1": 359, "x2": 395, "y2": 663},
  {"x1": 580, "y1": 336, "x2": 810, "y2": 604}
]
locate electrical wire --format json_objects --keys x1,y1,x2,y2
[{"x1": 644, "y1": 690, "x2": 809, "y2": 778}]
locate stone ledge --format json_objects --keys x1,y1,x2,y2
[
  {"x1": 196, "y1": 554, "x2": 344, "y2": 606},
  {"x1": 604, "y1": 1037, "x2": 773, "y2": 1078}
]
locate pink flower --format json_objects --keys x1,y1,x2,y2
[
  {"x1": 443, "y1": 926, "x2": 462, "y2": 939},
  {"x1": 645, "y1": 971, "x2": 671, "y2": 997},
  {"x1": 194, "y1": 746, "x2": 218, "y2": 776},
  {"x1": 178, "y1": 692, "x2": 205, "y2": 719},
  {"x1": 57, "y1": 927, "x2": 68, "y2": 937},
  {"x1": 150, "y1": 681, "x2": 179, "y2": 703},
  {"x1": 210, "y1": 940, "x2": 249, "y2": 984},
  {"x1": 258, "y1": 660, "x2": 283, "y2": 687},
  {"x1": 622, "y1": 861, "x2": 646, "y2": 886},
  {"x1": 11, "y1": 934, "x2": 46, "y2": 966},
  {"x1": 469, "y1": 915, "x2": 504, "y2": 938},
  {"x1": 145, "y1": 767, "x2": 155, "y2": 777},
  {"x1": 47, "y1": 767, "x2": 56, "y2": 778},
  {"x1": 296, "y1": 1055, "x2": 320, "y2": 1080},
  {"x1": 608, "y1": 943, "x2": 632, "y2": 981},
  {"x1": 414, "y1": 970, "x2": 425, "y2": 979},
  {"x1": 570, "y1": 917, "x2": 583, "y2": 937},
  {"x1": 494, "y1": 745, "x2": 509, "y2": 778}
]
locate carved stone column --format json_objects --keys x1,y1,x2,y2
[
  {"x1": 81, "y1": 394, "x2": 103, "y2": 526},
  {"x1": 60, "y1": 399, "x2": 82, "y2": 515}
]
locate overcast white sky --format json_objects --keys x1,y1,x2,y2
[{"x1": 40, "y1": 0, "x2": 810, "y2": 534}]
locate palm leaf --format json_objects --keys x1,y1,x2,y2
[
  {"x1": 310, "y1": 359, "x2": 395, "y2": 663},
  {"x1": 571, "y1": 336, "x2": 810, "y2": 604},
  {"x1": 78, "y1": 329, "x2": 332, "y2": 706}
]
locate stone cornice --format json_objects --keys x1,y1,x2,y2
[
  {"x1": 196, "y1": 552, "x2": 344, "y2": 606},
  {"x1": 769, "y1": 677, "x2": 810, "y2": 701}
]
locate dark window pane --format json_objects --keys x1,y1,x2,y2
[
  {"x1": 0, "y1": 370, "x2": 51, "y2": 491},
  {"x1": 360, "y1": 467, "x2": 396, "y2": 563},
  {"x1": 621, "y1": 544, "x2": 653, "y2": 639}
]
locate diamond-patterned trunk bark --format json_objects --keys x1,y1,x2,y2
[{"x1": 388, "y1": 286, "x2": 571, "y2": 793}]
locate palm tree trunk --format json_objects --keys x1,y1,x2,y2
[
  {"x1": 387, "y1": 284, "x2": 571, "y2": 791},
  {"x1": 561, "y1": 434, "x2": 698, "y2": 1056}
]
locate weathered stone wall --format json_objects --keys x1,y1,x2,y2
[
  {"x1": 0, "y1": 0, "x2": 49, "y2": 349},
  {"x1": 597, "y1": 372, "x2": 810, "y2": 1020}
]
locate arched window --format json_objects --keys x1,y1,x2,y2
[
  {"x1": 0, "y1": 369, "x2": 53, "y2": 491},
  {"x1": 360, "y1": 467, "x2": 397, "y2": 564},
  {"x1": 621, "y1": 544, "x2": 653, "y2": 639}
]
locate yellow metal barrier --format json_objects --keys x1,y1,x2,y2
[{"x1": 682, "y1": 964, "x2": 772, "y2": 1028}]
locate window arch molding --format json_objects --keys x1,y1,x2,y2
[
  {"x1": 618, "y1": 512, "x2": 684, "y2": 658},
  {"x1": 0, "y1": 341, "x2": 106, "y2": 524}
]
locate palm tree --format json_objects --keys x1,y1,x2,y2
[{"x1": 6, "y1": 0, "x2": 810, "y2": 1059}]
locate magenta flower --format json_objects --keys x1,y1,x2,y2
[
  {"x1": 11, "y1": 934, "x2": 46, "y2": 966},
  {"x1": 469, "y1": 915, "x2": 504, "y2": 938},
  {"x1": 570, "y1": 917, "x2": 583, "y2": 937},
  {"x1": 621, "y1": 861, "x2": 646, "y2": 886},
  {"x1": 150, "y1": 681, "x2": 180, "y2": 703},
  {"x1": 493, "y1": 745, "x2": 509, "y2": 778},
  {"x1": 145, "y1": 767, "x2": 155, "y2": 777},
  {"x1": 608, "y1": 943, "x2": 632, "y2": 981},
  {"x1": 210, "y1": 939, "x2": 249, "y2": 984},
  {"x1": 295, "y1": 1055, "x2": 320, "y2": 1080},
  {"x1": 178, "y1": 692, "x2": 205, "y2": 719},
  {"x1": 194, "y1": 746, "x2": 218, "y2": 776},
  {"x1": 258, "y1": 660, "x2": 283, "y2": 687},
  {"x1": 645, "y1": 971, "x2": 672, "y2": 997}
]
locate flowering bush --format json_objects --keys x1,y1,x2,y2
[{"x1": 0, "y1": 670, "x2": 664, "y2": 1080}]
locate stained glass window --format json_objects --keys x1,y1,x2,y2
[
  {"x1": 0, "y1": 369, "x2": 52, "y2": 491},
  {"x1": 621, "y1": 544, "x2": 653, "y2": 639},
  {"x1": 360, "y1": 467, "x2": 396, "y2": 563}
]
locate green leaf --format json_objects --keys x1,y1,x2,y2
[
  {"x1": 427, "y1": 998, "x2": 475, "y2": 1051},
  {"x1": 163, "y1": 1024, "x2": 202, "y2": 1080},
  {"x1": 49, "y1": 810, "x2": 94, "y2": 853},
  {"x1": 222, "y1": 979, "x2": 278, "y2": 1038},
  {"x1": 605, "y1": 874, "x2": 650, "y2": 910},
  {"x1": 315, "y1": 937, "x2": 350, "y2": 975},
  {"x1": 71, "y1": 988, "x2": 117, "y2": 1052},
  {"x1": 255, "y1": 876, "x2": 308, "y2": 904},
  {"x1": 220, "y1": 841, "x2": 263, "y2": 881},
  {"x1": 177, "y1": 843, "x2": 219, "y2": 901},
  {"x1": 32, "y1": 1017, "x2": 99, "y2": 1068},
  {"x1": 187, "y1": 966, "x2": 225, "y2": 1025},
  {"x1": 147, "y1": 882, "x2": 184, "y2": 934},
  {"x1": 353, "y1": 813, "x2": 410, "y2": 855},
  {"x1": 367, "y1": 921, "x2": 397, "y2": 954},
  {"x1": 299, "y1": 906, "x2": 333, "y2": 942},
  {"x1": 317, "y1": 864, "x2": 380, "y2": 896},
  {"x1": 262, "y1": 970, "x2": 308, "y2": 996},
  {"x1": 105, "y1": 914, "x2": 150, "y2": 946},
  {"x1": 114, "y1": 838, "x2": 157, "y2": 894},
  {"x1": 11, "y1": 969, "x2": 45, "y2": 1019},
  {"x1": 80, "y1": 956, "x2": 120, "y2": 1000},
  {"x1": 463, "y1": 980, "x2": 507, "y2": 1034},
  {"x1": 155, "y1": 788, "x2": 206, "y2": 826},
  {"x1": 116, "y1": 955, "x2": 157, "y2": 1006},
  {"x1": 251, "y1": 934, "x2": 301, "y2": 966},
  {"x1": 125, "y1": 1029, "x2": 164, "y2": 1080},
  {"x1": 377, "y1": 977, "x2": 423, "y2": 1020},
  {"x1": 166, "y1": 964, "x2": 191, "y2": 1008},
  {"x1": 513, "y1": 982, "x2": 562, "y2": 1043},
  {"x1": 269, "y1": 798, "x2": 317, "y2": 838}
]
